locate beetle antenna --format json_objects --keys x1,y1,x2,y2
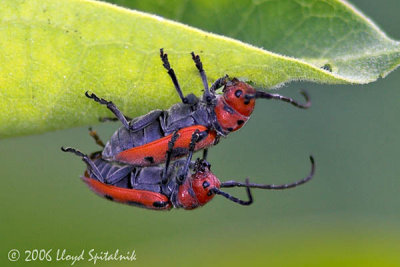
[
  {"x1": 212, "y1": 178, "x2": 253, "y2": 206},
  {"x1": 220, "y1": 156, "x2": 315, "y2": 189},
  {"x1": 255, "y1": 90, "x2": 311, "y2": 109}
]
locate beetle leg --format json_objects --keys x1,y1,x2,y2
[
  {"x1": 177, "y1": 130, "x2": 200, "y2": 184},
  {"x1": 127, "y1": 110, "x2": 163, "y2": 132},
  {"x1": 85, "y1": 92, "x2": 131, "y2": 130},
  {"x1": 88, "y1": 127, "x2": 105, "y2": 148},
  {"x1": 61, "y1": 147, "x2": 105, "y2": 183},
  {"x1": 202, "y1": 148, "x2": 208, "y2": 160},
  {"x1": 100, "y1": 111, "x2": 162, "y2": 133},
  {"x1": 191, "y1": 52, "x2": 213, "y2": 103},
  {"x1": 162, "y1": 130, "x2": 180, "y2": 183},
  {"x1": 105, "y1": 164, "x2": 134, "y2": 185},
  {"x1": 160, "y1": 48, "x2": 194, "y2": 105}
]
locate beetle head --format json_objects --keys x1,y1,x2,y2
[{"x1": 177, "y1": 159, "x2": 220, "y2": 210}]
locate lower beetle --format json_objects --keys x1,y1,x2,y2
[{"x1": 61, "y1": 130, "x2": 315, "y2": 210}]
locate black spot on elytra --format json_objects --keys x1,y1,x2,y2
[
  {"x1": 237, "y1": 120, "x2": 244, "y2": 125},
  {"x1": 203, "y1": 181, "x2": 210, "y2": 188},
  {"x1": 104, "y1": 195, "x2": 114, "y2": 201},
  {"x1": 144, "y1": 156, "x2": 154, "y2": 164},
  {"x1": 227, "y1": 127, "x2": 234, "y2": 132},
  {"x1": 153, "y1": 201, "x2": 169, "y2": 208}
]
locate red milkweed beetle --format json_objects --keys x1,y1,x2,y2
[
  {"x1": 61, "y1": 129, "x2": 315, "y2": 210},
  {"x1": 85, "y1": 49, "x2": 311, "y2": 166}
]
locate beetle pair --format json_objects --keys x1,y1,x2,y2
[
  {"x1": 62, "y1": 128, "x2": 314, "y2": 210},
  {"x1": 63, "y1": 49, "x2": 315, "y2": 210},
  {"x1": 85, "y1": 49, "x2": 310, "y2": 167}
]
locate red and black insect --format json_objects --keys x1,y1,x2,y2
[
  {"x1": 61, "y1": 130, "x2": 315, "y2": 210},
  {"x1": 85, "y1": 49, "x2": 310, "y2": 166}
]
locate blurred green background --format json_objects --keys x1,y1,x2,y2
[{"x1": 1, "y1": 0, "x2": 400, "y2": 266}]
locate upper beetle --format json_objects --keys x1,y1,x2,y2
[{"x1": 85, "y1": 49, "x2": 311, "y2": 166}]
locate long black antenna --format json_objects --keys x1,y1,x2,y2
[
  {"x1": 212, "y1": 179, "x2": 253, "y2": 206},
  {"x1": 256, "y1": 90, "x2": 311, "y2": 109},
  {"x1": 220, "y1": 156, "x2": 315, "y2": 190}
]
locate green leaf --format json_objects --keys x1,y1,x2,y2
[
  {"x1": 111, "y1": 0, "x2": 400, "y2": 82},
  {"x1": 1, "y1": 0, "x2": 399, "y2": 138}
]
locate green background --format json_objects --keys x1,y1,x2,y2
[{"x1": 1, "y1": 0, "x2": 400, "y2": 266}]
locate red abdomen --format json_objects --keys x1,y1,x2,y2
[
  {"x1": 114, "y1": 125, "x2": 217, "y2": 166},
  {"x1": 82, "y1": 176, "x2": 172, "y2": 210}
]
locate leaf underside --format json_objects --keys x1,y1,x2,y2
[{"x1": 0, "y1": 0, "x2": 399, "y2": 138}]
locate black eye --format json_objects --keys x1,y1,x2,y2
[
  {"x1": 244, "y1": 95, "x2": 253, "y2": 105},
  {"x1": 235, "y1": 90, "x2": 243, "y2": 98},
  {"x1": 203, "y1": 181, "x2": 210, "y2": 188}
]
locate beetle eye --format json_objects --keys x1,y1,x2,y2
[
  {"x1": 202, "y1": 181, "x2": 210, "y2": 188},
  {"x1": 235, "y1": 90, "x2": 243, "y2": 98},
  {"x1": 244, "y1": 94, "x2": 253, "y2": 105}
]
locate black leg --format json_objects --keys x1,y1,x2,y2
[
  {"x1": 177, "y1": 130, "x2": 200, "y2": 184},
  {"x1": 88, "y1": 127, "x2": 105, "y2": 148},
  {"x1": 61, "y1": 147, "x2": 105, "y2": 183},
  {"x1": 162, "y1": 131, "x2": 180, "y2": 183},
  {"x1": 202, "y1": 148, "x2": 208, "y2": 160},
  {"x1": 85, "y1": 92, "x2": 131, "y2": 130},
  {"x1": 160, "y1": 49, "x2": 188, "y2": 104},
  {"x1": 191, "y1": 52, "x2": 212, "y2": 103}
]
